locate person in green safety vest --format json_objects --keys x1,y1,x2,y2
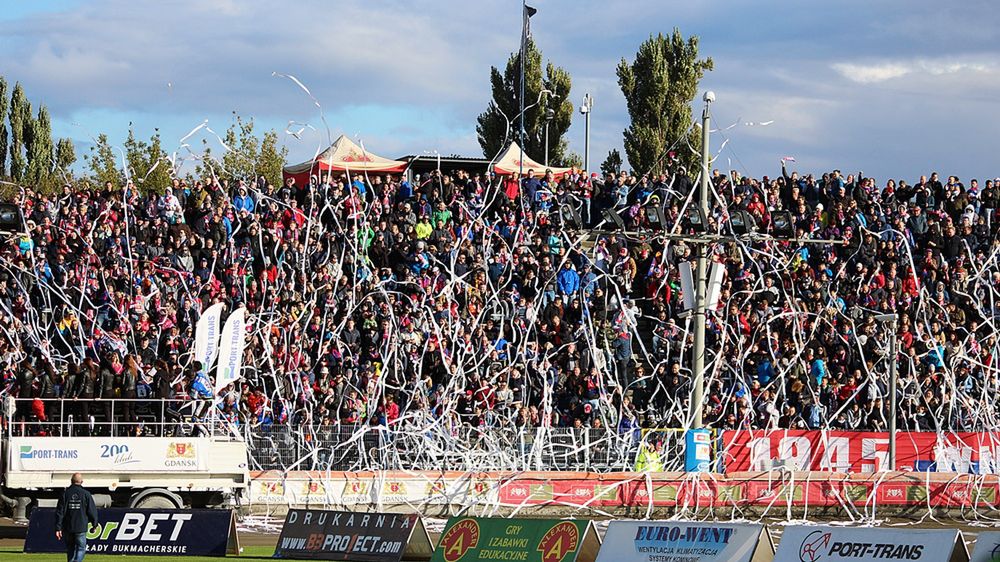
[{"x1": 634, "y1": 439, "x2": 664, "y2": 472}]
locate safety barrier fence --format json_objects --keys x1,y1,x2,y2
[{"x1": 244, "y1": 425, "x2": 688, "y2": 472}]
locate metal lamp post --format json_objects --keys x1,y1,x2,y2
[
  {"x1": 691, "y1": 91, "x2": 713, "y2": 429},
  {"x1": 682, "y1": 91, "x2": 839, "y2": 435},
  {"x1": 544, "y1": 108, "x2": 555, "y2": 167},
  {"x1": 580, "y1": 93, "x2": 593, "y2": 173}
]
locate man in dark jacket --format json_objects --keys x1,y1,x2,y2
[{"x1": 55, "y1": 472, "x2": 98, "y2": 562}]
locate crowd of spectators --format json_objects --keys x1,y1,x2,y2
[{"x1": 3, "y1": 158, "x2": 1000, "y2": 442}]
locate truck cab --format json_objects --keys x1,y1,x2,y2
[{"x1": 1, "y1": 397, "x2": 249, "y2": 518}]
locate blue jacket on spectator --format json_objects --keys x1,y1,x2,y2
[
  {"x1": 757, "y1": 360, "x2": 775, "y2": 385},
  {"x1": 398, "y1": 180, "x2": 413, "y2": 201},
  {"x1": 557, "y1": 266, "x2": 580, "y2": 295},
  {"x1": 190, "y1": 372, "x2": 213, "y2": 400},
  {"x1": 522, "y1": 177, "x2": 541, "y2": 202},
  {"x1": 811, "y1": 359, "x2": 827, "y2": 386},
  {"x1": 233, "y1": 194, "x2": 255, "y2": 213}
]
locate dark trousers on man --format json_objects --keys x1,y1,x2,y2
[{"x1": 65, "y1": 531, "x2": 87, "y2": 562}]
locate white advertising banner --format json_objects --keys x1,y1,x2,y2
[
  {"x1": 193, "y1": 302, "x2": 224, "y2": 370},
  {"x1": 774, "y1": 526, "x2": 968, "y2": 562},
  {"x1": 10, "y1": 437, "x2": 209, "y2": 473},
  {"x1": 970, "y1": 531, "x2": 1000, "y2": 562},
  {"x1": 215, "y1": 308, "x2": 246, "y2": 392},
  {"x1": 596, "y1": 521, "x2": 773, "y2": 562}
]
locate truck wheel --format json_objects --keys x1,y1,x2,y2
[{"x1": 129, "y1": 490, "x2": 182, "y2": 509}]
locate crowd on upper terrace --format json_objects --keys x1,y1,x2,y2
[{"x1": 4, "y1": 158, "x2": 1000, "y2": 438}]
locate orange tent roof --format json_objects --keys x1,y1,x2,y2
[
  {"x1": 283, "y1": 135, "x2": 407, "y2": 181},
  {"x1": 492, "y1": 142, "x2": 573, "y2": 178}
]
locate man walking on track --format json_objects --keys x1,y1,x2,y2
[{"x1": 54, "y1": 472, "x2": 98, "y2": 562}]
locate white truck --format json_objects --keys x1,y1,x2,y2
[{"x1": 1, "y1": 398, "x2": 249, "y2": 519}]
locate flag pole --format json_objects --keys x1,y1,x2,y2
[{"x1": 519, "y1": 0, "x2": 526, "y2": 177}]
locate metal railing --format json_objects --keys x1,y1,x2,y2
[
  {"x1": 3, "y1": 397, "x2": 240, "y2": 440},
  {"x1": 245, "y1": 424, "x2": 688, "y2": 473},
  {"x1": 3, "y1": 398, "x2": 694, "y2": 471}
]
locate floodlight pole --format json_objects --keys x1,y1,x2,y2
[
  {"x1": 581, "y1": 94, "x2": 593, "y2": 173},
  {"x1": 639, "y1": 92, "x2": 838, "y2": 433},
  {"x1": 691, "y1": 93, "x2": 712, "y2": 429},
  {"x1": 544, "y1": 109, "x2": 554, "y2": 168}
]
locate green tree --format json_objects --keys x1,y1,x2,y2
[
  {"x1": 220, "y1": 112, "x2": 258, "y2": 181},
  {"x1": 123, "y1": 126, "x2": 146, "y2": 184},
  {"x1": 124, "y1": 126, "x2": 172, "y2": 194},
  {"x1": 85, "y1": 133, "x2": 121, "y2": 188},
  {"x1": 8, "y1": 82, "x2": 29, "y2": 181},
  {"x1": 202, "y1": 113, "x2": 286, "y2": 186},
  {"x1": 601, "y1": 149, "x2": 623, "y2": 176},
  {"x1": 54, "y1": 138, "x2": 76, "y2": 177},
  {"x1": 617, "y1": 29, "x2": 712, "y2": 175},
  {"x1": 0, "y1": 77, "x2": 8, "y2": 178},
  {"x1": 562, "y1": 151, "x2": 583, "y2": 169},
  {"x1": 27, "y1": 104, "x2": 54, "y2": 186},
  {"x1": 258, "y1": 129, "x2": 287, "y2": 187},
  {"x1": 143, "y1": 130, "x2": 173, "y2": 193},
  {"x1": 194, "y1": 142, "x2": 223, "y2": 181},
  {"x1": 476, "y1": 39, "x2": 574, "y2": 166}
]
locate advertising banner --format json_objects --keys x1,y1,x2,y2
[
  {"x1": 10, "y1": 437, "x2": 209, "y2": 473},
  {"x1": 24, "y1": 508, "x2": 238, "y2": 557},
  {"x1": 773, "y1": 526, "x2": 967, "y2": 562},
  {"x1": 685, "y1": 429, "x2": 713, "y2": 472},
  {"x1": 194, "y1": 302, "x2": 225, "y2": 370},
  {"x1": 596, "y1": 521, "x2": 773, "y2": 562},
  {"x1": 498, "y1": 479, "x2": 620, "y2": 507},
  {"x1": 215, "y1": 307, "x2": 246, "y2": 392},
  {"x1": 248, "y1": 471, "x2": 998, "y2": 511},
  {"x1": 970, "y1": 531, "x2": 1000, "y2": 562},
  {"x1": 430, "y1": 517, "x2": 600, "y2": 562},
  {"x1": 721, "y1": 430, "x2": 1000, "y2": 473},
  {"x1": 273, "y1": 509, "x2": 432, "y2": 561}
]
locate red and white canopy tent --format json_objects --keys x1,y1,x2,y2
[
  {"x1": 282, "y1": 135, "x2": 407, "y2": 185},
  {"x1": 492, "y1": 142, "x2": 573, "y2": 179}
]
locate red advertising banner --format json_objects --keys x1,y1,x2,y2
[
  {"x1": 720, "y1": 430, "x2": 1000, "y2": 473},
  {"x1": 252, "y1": 469, "x2": 1000, "y2": 512}
]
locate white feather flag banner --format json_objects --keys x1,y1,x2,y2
[
  {"x1": 194, "y1": 302, "x2": 224, "y2": 371},
  {"x1": 215, "y1": 308, "x2": 246, "y2": 393}
]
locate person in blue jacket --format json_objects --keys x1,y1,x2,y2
[
  {"x1": 556, "y1": 262, "x2": 580, "y2": 303},
  {"x1": 187, "y1": 361, "x2": 214, "y2": 436},
  {"x1": 232, "y1": 185, "x2": 255, "y2": 213}
]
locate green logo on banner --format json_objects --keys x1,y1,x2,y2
[
  {"x1": 593, "y1": 485, "x2": 616, "y2": 502},
  {"x1": 652, "y1": 485, "x2": 678, "y2": 502},
  {"x1": 717, "y1": 485, "x2": 742, "y2": 502},
  {"x1": 906, "y1": 486, "x2": 928, "y2": 502},
  {"x1": 431, "y1": 518, "x2": 588, "y2": 562},
  {"x1": 845, "y1": 485, "x2": 867, "y2": 502},
  {"x1": 529, "y1": 484, "x2": 553, "y2": 501}
]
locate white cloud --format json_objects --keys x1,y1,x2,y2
[
  {"x1": 831, "y1": 62, "x2": 911, "y2": 83},
  {"x1": 832, "y1": 58, "x2": 994, "y2": 83}
]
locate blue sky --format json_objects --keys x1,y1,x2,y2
[{"x1": 2, "y1": 0, "x2": 1000, "y2": 182}]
